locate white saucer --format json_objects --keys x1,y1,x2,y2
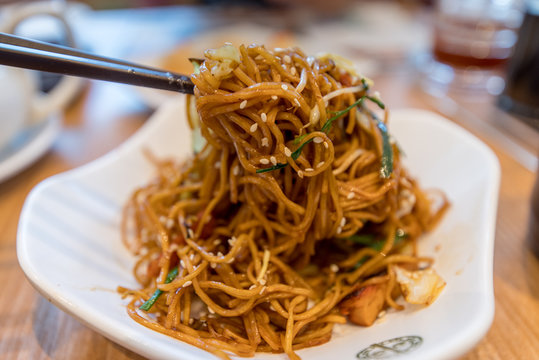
[{"x1": 0, "y1": 114, "x2": 61, "y2": 183}]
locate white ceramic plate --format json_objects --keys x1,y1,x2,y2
[
  {"x1": 0, "y1": 114, "x2": 60, "y2": 183},
  {"x1": 17, "y1": 100, "x2": 500, "y2": 360}
]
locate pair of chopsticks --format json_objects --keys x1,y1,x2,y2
[{"x1": 0, "y1": 32, "x2": 195, "y2": 94}]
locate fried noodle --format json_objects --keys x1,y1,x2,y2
[{"x1": 119, "y1": 44, "x2": 449, "y2": 360}]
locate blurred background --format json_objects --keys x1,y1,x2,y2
[{"x1": 1, "y1": 1, "x2": 538, "y2": 359}]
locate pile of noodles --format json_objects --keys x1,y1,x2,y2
[{"x1": 119, "y1": 44, "x2": 449, "y2": 360}]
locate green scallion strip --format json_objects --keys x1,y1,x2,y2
[
  {"x1": 375, "y1": 118, "x2": 393, "y2": 178},
  {"x1": 366, "y1": 95, "x2": 385, "y2": 110},
  {"x1": 291, "y1": 138, "x2": 313, "y2": 160},
  {"x1": 139, "y1": 267, "x2": 179, "y2": 311},
  {"x1": 321, "y1": 97, "x2": 365, "y2": 133},
  {"x1": 361, "y1": 77, "x2": 369, "y2": 90},
  {"x1": 293, "y1": 133, "x2": 308, "y2": 145},
  {"x1": 256, "y1": 162, "x2": 287, "y2": 173}
]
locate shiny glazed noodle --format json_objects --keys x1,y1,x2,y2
[{"x1": 119, "y1": 44, "x2": 449, "y2": 359}]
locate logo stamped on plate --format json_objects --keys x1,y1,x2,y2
[{"x1": 356, "y1": 335, "x2": 423, "y2": 359}]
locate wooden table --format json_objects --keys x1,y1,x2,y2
[{"x1": 1, "y1": 6, "x2": 538, "y2": 360}]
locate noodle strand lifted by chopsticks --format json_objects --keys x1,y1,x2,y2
[{"x1": 119, "y1": 44, "x2": 449, "y2": 360}]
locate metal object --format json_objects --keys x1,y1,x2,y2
[{"x1": 0, "y1": 32, "x2": 195, "y2": 94}]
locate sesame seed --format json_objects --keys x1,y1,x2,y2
[
  {"x1": 340, "y1": 217, "x2": 346, "y2": 227},
  {"x1": 183, "y1": 280, "x2": 192, "y2": 287},
  {"x1": 313, "y1": 137, "x2": 323, "y2": 143},
  {"x1": 316, "y1": 161, "x2": 325, "y2": 168},
  {"x1": 294, "y1": 99, "x2": 301, "y2": 107},
  {"x1": 189, "y1": 318, "x2": 194, "y2": 325},
  {"x1": 259, "y1": 158, "x2": 270, "y2": 165},
  {"x1": 240, "y1": 100, "x2": 247, "y2": 109},
  {"x1": 377, "y1": 310, "x2": 386, "y2": 319},
  {"x1": 258, "y1": 278, "x2": 267, "y2": 285},
  {"x1": 298, "y1": 170, "x2": 304, "y2": 178},
  {"x1": 291, "y1": 67, "x2": 297, "y2": 76},
  {"x1": 159, "y1": 216, "x2": 167, "y2": 224},
  {"x1": 336, "y1": 226, "x2": 342, "y2": 234},
  {"x1": 187, "y1": 228, "x2": 194, "y2": 239},
  {"x1": 305, "y1": 168, "x2": 314, "y2": 172},
  {"x1": 217, "y1": 251, "x2": 224, "y2": 257},
  {"x1": 189, "y1": 253, "x2": 195, "y2": 261},
  {"x1": 269, "y1": 305, "x2": 275, "y2": 311},
  {"x1": 214, "y1": 161, "x2": 221, "y2": 169},
  {"x1": 210, "y1": 262, "x2": 217, "y2": 268},
  {"x1": 330, "y1": 264, "x2": 339, "y2": 273},
  {"x1": 261, "y1": 113, "x2": 267, "y2": 122},
  {"x1": 213, "y1": 239, "x2": 221, "y2": 246},
  {"x1": 306, "y1": 56, "x2": 315, "y2": 66},
  {"x1": 284, "y1": 147, "x2": 292, "y2": 157},
  {"x1": 180, "y1": 260, "x2": 185, "y2": 268},
  {"x1": 259, "y1": 286, "x2": 266, "y2": 295},
  {"x1": 227, "y1": 257, "x2": 234, "y2": 264},
  {"x1": 271, "y1": 95, "x2": 278, "y2": 100},
  {"x1": 165, "y1": 218, "x2": 174, "y2": 229},
  {"x1": 261, "y1": 137, "x2": 269, "y2": 147},
  {"x1": 347, "y1": 192, "x2": 354, "y2": 200},
  {"x1": 283, "y1": 55, "x2": 291, "y2": 64},
  {"x1": 249, "y1": 284, "x2": 256, "y2": 290},
  {"x1": 228, "y1": 236, "x2": 237, "y2": 246},
  {"x1": 208, "y1": 307, "x2": 215, "y2": 314},
  {"x1": 250, "y1": 123, "x2": 258, "y2": 133},
  {"x1": 281, "y1": 84, "x2": 288, "y2": 91},
  {"x1": 232, "y1": 166, "x2": 240, "y2": 176},
  {"x1": 270, "y1": 156, "x2": 277, "y2": 165}
]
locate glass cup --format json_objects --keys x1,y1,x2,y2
[{"x1": 425, "y1": 0, "x2": 524, "y2": 94}]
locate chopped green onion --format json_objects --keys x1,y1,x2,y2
[
  {"x1": 139, "y1": 267, "x2": 179, "y2": 311},
  {"x1": 293, "y1": 133, "x2": 308, "y2": 145},
  {"x1": 256, "y1": 162, "x2": 288, "y2": 173},
  {"x1": 366, "y1": 95, "x2": 385, "y2": 110},
  {"x1": 291, "y1": 138, "x2": 313, "y2": 160},
  {"x1": 375, "y1": 118, "x2": 393, "y2": 178},
  {"x1": 361, "y1": 78, "x2": 369, "y2": 90},
  {"x1": 321, "y1": 97, "x2": 365, "y2": 133}
]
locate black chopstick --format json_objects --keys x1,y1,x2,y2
[{"x1": 0, "y1": 32, "x2": 194, "y2": 94}]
